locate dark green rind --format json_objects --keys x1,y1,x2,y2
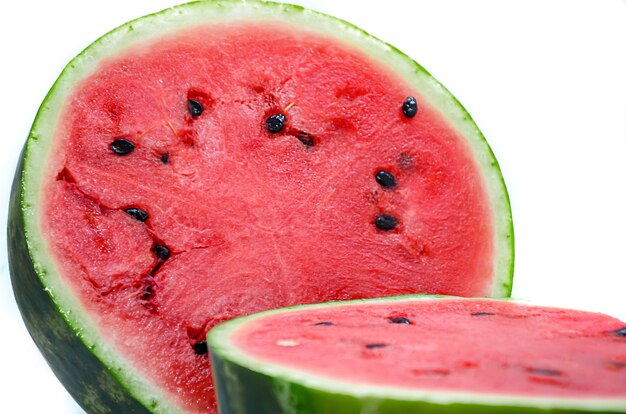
[
  {"x1": 209, "y1": 295, "x2": 625, "y2": 414},
  {"x1": 211, "y1": 353, "x2": 620, "y2": 414},
  {"x1": 8, "y1": 148, "x2": 151, "y2": 414}
]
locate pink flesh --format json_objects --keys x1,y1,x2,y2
[
  {"x1": 233, "y1": 299, "x2": 626, "y2": 398},
  {"x1": 43, "y1": 23, "x2": 493, "y2": 412}
]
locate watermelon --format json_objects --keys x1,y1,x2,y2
[
  {"x1": 8, "y1": 1, "x2": 513, "y2": 413},
  {"x1": 208, "y1": 295, "x2": 626, "y2": 414}
]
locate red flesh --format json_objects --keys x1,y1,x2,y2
[
  {"x1": 43, "y1": 23, "x2": 493, "y2": 412},
  {"x1": 233, "y1": 299, "x2": 626, "y2": 398}
]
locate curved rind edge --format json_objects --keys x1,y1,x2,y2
[
  {"x1": 13, "y1": 0, "x2": 514, "y2": 412},
  {"x1": 208, "y1": 295, "x2": 626, "y2": 414},
  {"x1": 8, "y1": 148, "x2": 151, "y2": 413}
]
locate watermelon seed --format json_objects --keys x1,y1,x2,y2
[
  {"x1": 266, "y1": 113, "x2": 286, "y2": 133},
  {"x1": 613, "y1": 328, "x2": 626, "y2": 337},
  {"x1": 527, "y1": 368, "x2": 562, "y2": 377},
  {"x1": 375, "y1": 170, "x2": 397, "y2": 189},
  {"x1": 402, "y1": 96, "x2": 418, "y2": 118},
  {"x1": 192, "y1": 340, "x2": 208, "y2": 355},
  {"x1": 160, "y1": 152, "x2": 169, "y2": 164},
  {"x1": 387, "y1": 317, "x2": 411, "y2": 324},
  {"x1": 314, "y1": 321, "x2": 333, "y2": 326},
  {"x1": 296, "y1": 131, "x2": 315, "y2": 147},
  {"x1": 471, "y1": 312, "x2": 495, "y2": 317},
  {"x1": 187, "y1": 99, "x2": 204, "y2": 117},
  {"x1": 111, "y1": 139, "x2": 135, "y2": 155},
  {"x1": 375, "y1": 214, "x2": 398, "y2": 231},
  {"x1": 365, "y1": 343, "x2": 388, "y2": 349},
  {"x1": 124, "y1": 208, "x2": 149, "y2": 222},
  {"x1": 154, "y1": 245, "x2": 171, "y2": 261}
]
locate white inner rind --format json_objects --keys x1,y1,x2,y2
[
  {"x1": 209, "y1": 295, "x2": 626, "y2": 412},
  {"x1": 21, "y1": 1, "x2": 513, "y2": 411}
]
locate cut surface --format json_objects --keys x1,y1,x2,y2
[
  {"x1": 209, "y1": 296, "x2": 626, "y2": 412},
  {"x1": 16, "y1": 1, "x2": 512, "y2": 413}
]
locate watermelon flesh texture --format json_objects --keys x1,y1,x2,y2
[
  {"x1": 33, "y1": 13, "x2": 509, "y2": 414},
  {"x1": 210, "y1": 296, "x2": 626, "y2": 413}
]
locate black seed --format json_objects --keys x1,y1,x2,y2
[
  {"x1": 471, "y1": 312, "x2": 495, "y2": 317},
  {"x1": 124, "y1": 208, "x2": 149, "y2": 222},
  {"x1": 154, "y1": 245, "x2": 171, "y2": 261},
  {"x1": 296, "y1": 131, "x2": 314, "y2": 147},
  {"x1": 365, "y1": 343, "x2": 388, "y2": 349},
  {"x1": 193, "y1": 340, "x2": 208, "y2": 355},
  {"x1": 387, "y1": 317, "x2": 411, "y2": 324},
  {"x1": 375, "y1": 214, "x2": 398, "y2": 231},
  {"x1": 314, "y1": 321, "x2": 333, "y2": 326},
  {"x1": 527, "y1": 368, "x2": 562, "y2": 377},
  {"x1": 160, "y1": 153, "x2": 169, "y2": 164},
  {"x1": 613, "y1": 328, "x2": 626, "y2": 337},
  {"x1": 402, "y1": 96, "x2": 418, "y2": 118},
  {"x1": 111, "y1": 139, "x2": 135, "y2": 155},
  {"x1": 266, "y1": 113, "x2": 286, "y2": 133},
  {"x1": 375, "y1": 170, "x2": 397, "y2": 189},
  {"x1": 188, "y1": 99, "x2": 204, "y2": 117}
]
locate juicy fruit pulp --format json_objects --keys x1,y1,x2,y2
[
  {"x1": 231, "y1": 298, "x2": 626, "y2": 397},
  {"x1": 209, "y1": 296, "x2": 626, "y2": 413},
  {"x1": 12, "y1": 2, "x2": 512, "y2": 413},
  {"x1": 42, "y1": 24, "x2": 498, "y2": 412}
]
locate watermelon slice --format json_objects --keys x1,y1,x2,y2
[
  {"x1": 208, "y1": 295, "x2": 626, "y2": 414},
  {"x1": 8, "y1": 1, "x2": 513, "y2": 412}
]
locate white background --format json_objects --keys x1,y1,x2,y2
[{"x1": 0, "y1": 1, "x2": 624, "y2": 412}]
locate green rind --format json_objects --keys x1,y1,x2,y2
[
  {"x1": 212, "y1": 354, "x2": 623, "y2": 414},
  {"x1": 208, "y1": 295, "x2": 626, "y2": 414},
  {"x1": 8, "y1": 148, "x2": 151, "y2": 414},
  {"x1": 10, "y1": 0, "x2": 514, "y2": 412}
]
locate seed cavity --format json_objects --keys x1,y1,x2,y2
[
  {"x1": 160, "y1": 153, "x2": 169, "y2": 164},
  {"x1": 375, "y1": 214, "x2": 398, "y2": 231},
  {"x1": 365, "y1": 343, "x2": 388, "y2": 349},
  {"x1": 612, "y1": 327, "x2": 626, "y2": 337},
  {"x1": 527, "y1": 368, "x2": 562, "y2": 377},
  {"x1": 124, "y1": 208, "x2": 149, "y2": 222},
  {"x1": 398, "y1": 152, "x2": 415, "y2": 170},
  {"x1": 387, "y1": 317, "x2": 411, "y2": 324},
  {"x1": 192, "y1": 340, "x2": 208, "y2": 355},
  {"x1": 375, "y1": 170, "x2": 397, "y2": 189},
  {"x1": 266, "y1": 113, "x2": 286, "y2": 133},
  {"x1": 141, "y1": 283, "x2": 155, "y2": 301},
  {"x1": 314, "y1": 321, "x2": 333, "y2": 326},
  {"x1": 402, "y1": 96, "x2": 418, "y2": 118},
  {"x1": 607, "y1": 361, "x2": 626, "y2": 370},
  {"x1": 111, "y1": 138, "x2": 135, "y2": 155},
  {"x1": 296, "y1": 131, "x2": 315, "y2": 147},
  {"x1": 187, "y1": 99, "x2": 204, "y2": 118},
  {"x1": 154, "y1": 245, "x2": 170, "y2": 261},
  {"x1": 411, "y1": 368, "x2": 450, "y2": 376},
  {"x1": 471, "y1": 312, "x2": 495, "y2": 317}
]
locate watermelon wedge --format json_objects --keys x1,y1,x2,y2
[
  {"x1": 8, "y1": 1, "x2": 513, "y2": 412},
  {"x1": 208, "y1": 295, "x2": 626, "y2": 414}
]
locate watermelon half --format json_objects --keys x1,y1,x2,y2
[
  {"x1": 208, "y1": 295, "x2": 626, "y2": 414},
  {"x1": 8, "y1": 1, "x2": 513, "y2": 412}
]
